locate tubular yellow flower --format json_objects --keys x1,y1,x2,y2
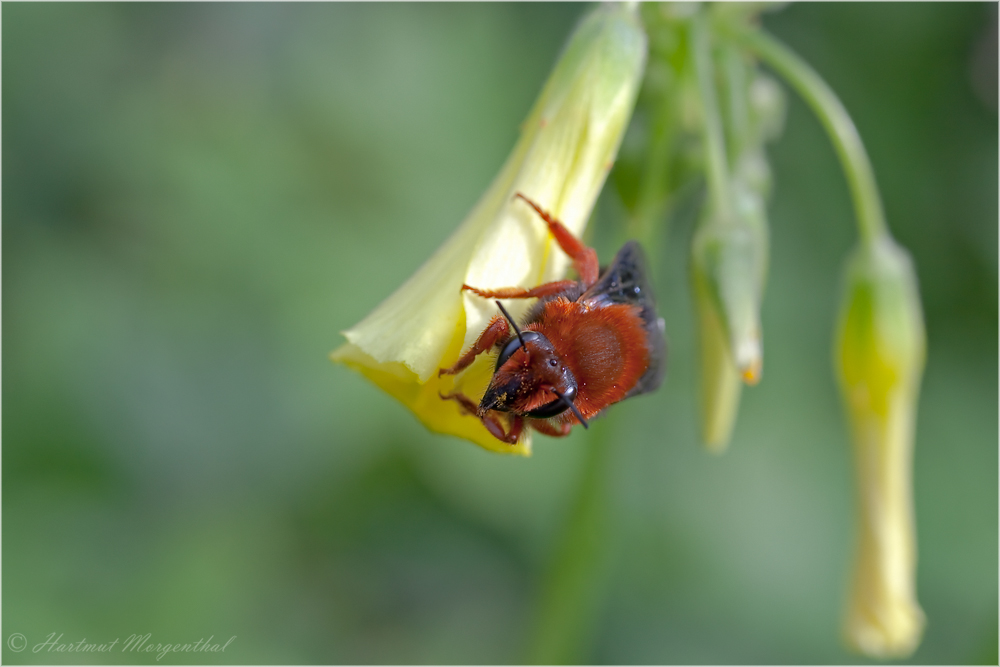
[
  {"x1": 835, "y1": 235, "x2": 926, "y2": 658},
  {"x1": 331, "y1": 4, "x2": 647, "y2": 455}
]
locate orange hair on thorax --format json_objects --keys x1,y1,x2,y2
[{"x1": 528, "y1": 298, "x2": 649, "y2": 418}]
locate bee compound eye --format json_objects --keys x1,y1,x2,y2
[
  {"x1": 525, "y1": 376, "x2": 578, "y2": 419},
  {"x1": 495, "y1": 330, "x2": 546, "y2": 371}
]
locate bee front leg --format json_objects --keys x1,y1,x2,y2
[
  {"x1": 439, "y1": 392, "x2": 523, "y2": 445},
  {"x1": 438, "y1": 314, "x2": 509, "y2": 377},
  {"x1": 438, "y1": 390, "x2": 481, "y2": 415},
  {"x1": 484, "y1": 413, "x2": 523, "y2": 445}
]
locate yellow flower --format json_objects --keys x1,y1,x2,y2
[
  {"x1": 331, "y1": 4, "x2": 647, "y2": 455},
  {"x1": 835, "y1": 235, "x2": 926, "y2": 658}
]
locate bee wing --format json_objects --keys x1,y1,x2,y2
[
  {"x1": 581, "y1": 240, "x2": 667, "y2": 397},
  {"x1": 521, "y1": 282, "x2": 585, "y2": 326}
]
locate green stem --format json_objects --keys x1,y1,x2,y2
[
  {"x1": 632, "y1": 85, "x2": 676, "y2": 248},
  {"x1": 721, "y1": 43, "x2": 750, "y2": 160},
  {"x1": 731, "y1": 27, "x2": 888, "y2": 245},
  {"x1": 526, "y1": 419, "x2": 613, "y2": 664},
  {"x1": 691, "y1": 10, "x2": 732, "y2": 219}
]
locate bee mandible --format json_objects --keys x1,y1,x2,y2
[{"x1": 438, "y1": 193, "x2": 666, "y2": 444}]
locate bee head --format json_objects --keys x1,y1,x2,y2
[{"x1": 478, "y1": 302, "x2": 586, "y2": 427}]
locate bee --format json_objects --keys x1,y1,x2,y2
[{"x1": 438, "y1": 193, "x2": 666, "y2": 444}]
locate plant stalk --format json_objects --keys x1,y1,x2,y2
[
  {"x1": 691, "y1": 11, "x2": 733, "y2": 219},
  {"x1": 730, "y1": 27, "x2": 889, "y2": 245},
  {"x1": 526, "y1": 419, "x2": 613, "y2": 664}
]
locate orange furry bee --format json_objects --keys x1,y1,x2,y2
[{"x1": 439, "y1": 193, "x2": 666, "y2": 444}]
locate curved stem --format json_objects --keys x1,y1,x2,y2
[
  {"x1": 691, "y1": 11, "x2": 732, "y2": 218},
  {"x1": 721, "y1": 43, "x2": 750, "y2": 159},
  {"x1": 731, "y1": 27, "x2": 888, "y2": 245}
]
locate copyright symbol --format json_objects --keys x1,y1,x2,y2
[{"x1": 7, "y1": 633, "x2": 26, "y2": 652}]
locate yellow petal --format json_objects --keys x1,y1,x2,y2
[{"x1": 462, "y1": 4, "x2": 648, "y2": 343}]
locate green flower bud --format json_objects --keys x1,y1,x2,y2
[
  {"x1": 687, "y1": 8, "x2": 774, "y2": 452},
  {"x1": 692, "y1": 260, "x2": 743, "y2": 452},
  {"x1": 691, "y1": 173, "x2": 768, "y2": 451},
  {"x1": 332, "y1": 5, "x2": 646, "y2": 455},
  {"x1": 692, "y1": 211, "x2": 766, "y2": 383},
  {"x1": 835, "y1": 236, "x2": 926, "y2": 658}
]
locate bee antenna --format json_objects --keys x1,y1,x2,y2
[
  {"x1": 553, "y1": 389, "x2": 588, "y2": 429},
  {"x1": 495, "y1": 301, "x2": 527, "y2": 353}
]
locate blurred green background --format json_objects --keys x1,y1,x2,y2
[{"x1": 3, "y1": 3, "x2": 996, "y2": 664}]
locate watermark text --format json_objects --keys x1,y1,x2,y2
[{"x1": 8, "y1": 632, "x2": 236, "y2": 661}]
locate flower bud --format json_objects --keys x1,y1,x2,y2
[
  {"x1": 694, "y1": 219, "x2": 765, "y2": 372},
  {"x1": 691, "y1": 157, "x2": 769, "y2": 451},
  {"x1": 332, "y1": 5, "x2": 647, "y2": 454},
  {"x1": 691, "y1": 262, "x2": 742, "y2": 452},
  {"x1": 835, "y1": 236, "x2": 926, "y2": 658}
]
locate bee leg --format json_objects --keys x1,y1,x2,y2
[
  {"x1": 484, "y1": 413, "x2": 523, "y2": 445},
  {"x1": 531, "y1": 419, "x2": 573, "y2": 438},
  {"x1": 439, "y1": 392, "x2": 523, "y2": 445},
  {"x1": 514, "y1": 192, "x2": 599, "y2": 288},
  {"x1": 438, "y1": 390, "x2": 481, "y2": 415},
  {"x1": 438, "y1": 315, "x2": 509, "y2": 377},
  {"x1": 461, "y1": 281, "x2": 578, "y2": 300}
]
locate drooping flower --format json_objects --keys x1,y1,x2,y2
[
  {"x1": 331, "y1": 4, "x2": 647, "y2": 455},
  {"x1": 835, "y1": 235, "x2": 926, "y2": 658},
  {"x1": 688, "y1": 12, "x2": 779, "y2": 452}
]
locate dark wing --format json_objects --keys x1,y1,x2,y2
[
  {"x1": 580, "y1": 240, "x2": 666, "y2": 397},
  {"x1": 520, "y1": 282, "x2": 585, "y2": 327}
]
